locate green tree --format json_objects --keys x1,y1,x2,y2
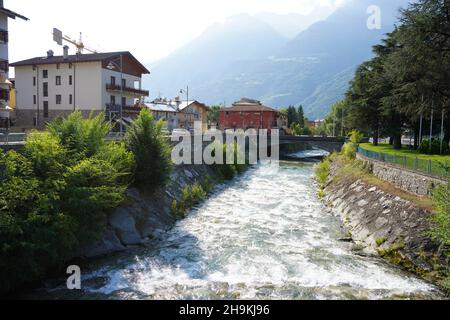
[
  {"x1": 297, "y1": 105, "x2": 305, "y2": 127},
  {"x1": 286, "y1": 106, "x2": 299, "y2": 127},
  {"x1": 207, "y1": 105, "x2": 221, "y2": 125},
  {"x1": 125, "y1": 108, "x2": 172, "y2": 189}
]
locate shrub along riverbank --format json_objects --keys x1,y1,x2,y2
[
  {"x1": 0, "y1": 109, "x2": 174, "y2": 294},
  {"x1": 315, "y1": 132, "x2": 450, "y2": 294}
]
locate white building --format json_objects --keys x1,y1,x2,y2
[
  {"x1": 0, "y1": 0, "x2": 28, "y2": 128},
  {"x1": 11, "y1": 51, "x2": 150, "y2": 128},
  {"x1": 145, "y1": 100, "x2": 179, "y2": 132}
]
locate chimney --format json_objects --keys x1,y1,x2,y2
[
  {"x1": 0, "y1": 1, "x2": 3, "y2": 8},
  {"x1": 47, "y1": 50, "x2": 54, "y2": 58},
  {"x1": 63, "y1": 46, "x2": 69, "y2": 60}
]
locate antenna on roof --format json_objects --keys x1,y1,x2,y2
[{"x1": 53, "y1": 28, "x2": 98, "y2": 54}]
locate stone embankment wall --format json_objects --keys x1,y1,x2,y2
[
  {"x1": 79, "y1": 164, "x2": 220, "y2": 258},
  {"x1": 323, "y1": 160, "x2": 448, "y2": 282},
  {"x1": 357, "y1": 154, "x2": 448, "y2": 196}
]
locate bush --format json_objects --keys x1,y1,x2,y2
[
  {"x1": 418, "y1": 139, "x2": 450, "y2": 155},
  {"x1": 95, "y1": 142, "x2": 135, "y2": 184},
  {"x1": 0, "y1": 151, "x2": 77, "y2": 293},
  {"x1": 171, "y1": 183, "x2": 208, "y2": 219},
  {"x1": 62, "y1": 158, "x2": 126, "y2": 241},
  {"x1": 125, "y1": 109, "x2": 172, "y2": 189},
  {"x1": 47, "y1": 111, "x2": 110, "y2": 160},
  {"x1": 24, "y1": 132, "x2": 67, "y2": 181},
  {"x1": 342, "y1": 130, "x2": 363, "y2": 159},
  {"x1": 0, "y1": 111, "x2": 134, "y2": 294},
  {"x1": 315, "y1": 158, "x2": 330, "y2": 189}
]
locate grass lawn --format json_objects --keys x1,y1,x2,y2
[
  {"x1": 359, "y1": 143, "x2": 450, "y2": 178},
  {"x1": 359, "y1": 143, "x2": 450, "y2": 162}
]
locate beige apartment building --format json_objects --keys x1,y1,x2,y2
[{"x1": 11, "y1": 51, "x2": 150, "y2": 129}]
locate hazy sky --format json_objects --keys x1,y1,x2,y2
[{"x1": 7, "y1": 0, "x2": 346, "y2": 65}]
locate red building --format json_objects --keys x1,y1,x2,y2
[{"x1": 219, "y1": 98, "x2": 287, "y2": 132}]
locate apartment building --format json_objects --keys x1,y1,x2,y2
[
  {"x1": 11, "y1": 51, "x2": 150, "y2": 128},
  {"x1": 0, "y1": 0, "x2": 28, "y2": 128}
]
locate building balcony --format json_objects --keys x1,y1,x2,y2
[{"x1": 106, "y1": 83, "x2": 149, "y2": 97}]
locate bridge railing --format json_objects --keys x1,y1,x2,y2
[
  {"x1": 358, "y1": 147, "x2": 450, "y2": 179},
  {"x1": 0, "y1": 133, "x2": 27, "y2": 144}
]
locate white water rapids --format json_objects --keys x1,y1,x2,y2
[{"x1": 32, "y1": 162, "x2": 443, "y2": 300}]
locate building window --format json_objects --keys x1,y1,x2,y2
[
  {"x1": 56, "y1": 76, "x2": 61, "y2": 86},
  {"x1": 0, "y1": 88, "x2": 8, "y2": 100},
  {"x1": 33, "y1": 95, "x2": 36, "y2": 105},
  {"x1": 69, "y1": 94, "x2": 73, "y2": 105},
  {"x1": 33, "y1": 76, "x2": 36, "y2": 86},
  {"x1": 110, "y1": 96, "x2": 116, "y2": 105},
  {"x1": 69, "y1": 75, "x2": 73, "y2": 85},
  {"x1": 43, "y1": 70, "x2": 48, "y2": 79},
  {"x1": 33, "y1": 65, "x2": 36, "y2": 71},
  {"x1": 56, "y1": 63, "x2": 60, "y2": 70},
  {"x1": 121, "y1": 78, "x2": 126, "y2": 88},
  {"x1": 56, "y1": 95, "x2": 62, "y2": 105},
  {"x1": 121, "y1": 97, "x2": 126, "y2": 107},
  {"x1": 43, "y1": 82, "x2": 48, "y2": 97},
  {"x1": 69, "y1": 63, "x2": 72, "y2": 69},
  {"x1": 0, "y1": 30, "x2": 8, "y2": 44},
  {"x1": 43, "y1": 101, "x2": 49, "y2": 118},
  {"x1": 0, "y1": 60, "x2": 8, "y2": 73},
  {"x1": 110, "y1": 76, "x2": 116, "y2": 86}
]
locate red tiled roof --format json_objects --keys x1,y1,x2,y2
[{"x1": 222, "y1": 98, "x2": 278, "y2": 113}]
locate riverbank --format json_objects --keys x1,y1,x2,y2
[
  {"x1": 78, "y1": 164, "x2": 223, "y2": 258},
  {"x1": 318, "y1": 154, "x2": 449, "y2": 295}
]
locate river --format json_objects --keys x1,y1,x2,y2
[{"x1": 29, "y1": 161, "x2": 442, "y2": 300}]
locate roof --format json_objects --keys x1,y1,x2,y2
[
  {"x1": 10, "y1": 51, "x2": 150, "y2": 74},
  {"x1": 148, "y1": 99, "x2": 209, "y2": 111},
  {"x1": 178, "y1": 100, "x2": 209, "y2": 111},
  {"x1": 0, "y1": 6, "x2": 28, "y2": 21},
  {"x1": 223, "y1": 98, "x2": 278, "y2": 113},
  {"x1": 145, "y1": 102, "x2": 177, "y2": 113}
]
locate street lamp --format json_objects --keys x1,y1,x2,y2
[
  {"x1": 107, "y1": 54, "x2": 123, "y2": 135},
  {"x1": 180, "y1": 86, "x2": 189, "y2": 128}
]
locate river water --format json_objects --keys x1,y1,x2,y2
[{"x1": 31, "y1": 161, "x2": 443, "y2": 300}]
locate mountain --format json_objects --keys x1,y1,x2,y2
[
  {"x1": 144, "y1": 0, "x2": 411, "y2": 119},
  {"x1": 254, "y1": 8, "x2": 333, "y2": 38},
  {"x1": 146, "y1": 14, "x2": 287, "y2": 99}
]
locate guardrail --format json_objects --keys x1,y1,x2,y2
[
  {"x1": 358, "y1": 146, "x2": 450, "y2": 179},
  {"x1": 0, "y1": 133, "x2": 27, "y2": 144}
]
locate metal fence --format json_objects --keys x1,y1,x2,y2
[
  {"x1": 0, "y1": 133, "x2": 27, "y2": 144},
  {"x1": 358, "y1": 147, "x2": 450, "y2": 179}
]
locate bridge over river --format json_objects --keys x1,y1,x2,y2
[{"x1": 1, "y1": 132, "x2": 346, "y2": 154}]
